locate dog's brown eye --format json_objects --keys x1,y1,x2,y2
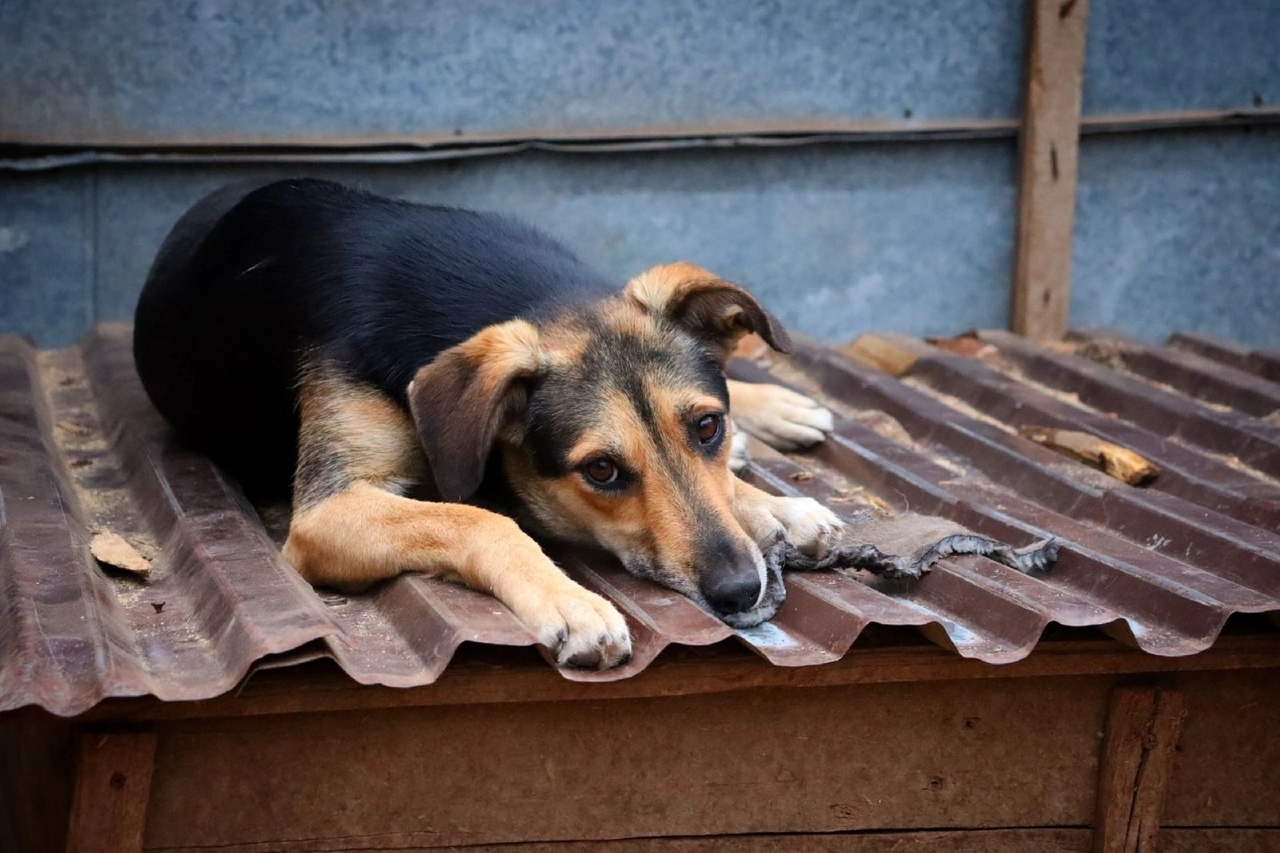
[
  {"x1": 696, "y1": 414, "x2": 723, "y2": 445},
  {"x1": 583, "y1": 458, "x2": 619, "y2": 485}
]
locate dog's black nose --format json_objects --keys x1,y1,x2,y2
[{"x1": 700, "y1": 571, "x2": 762, "y2": 616}]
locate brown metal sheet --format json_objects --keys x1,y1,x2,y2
[
  {"x1": 1069, "y1": 330, "x2": 1280, "y2": 418},
  {"x1": 900, "y1": 337, "x2": 1280, "y2": 528},
  {"x1": 2, "y1": 325, "x2": 1279, "y2": 717},
  {"x1": 1167, "y1": 331, "x2": 1280, "y2": 385},
  {"x1": 971, "y1": 330, "x2": 1280, "y2": 479}
]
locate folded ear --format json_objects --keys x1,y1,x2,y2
[
  {"x1": 407, "y1": 319, "x2": 542, "y2": 502},
  {"x1": 624, "y1": 262, "x2": 791, "y2": 361}
]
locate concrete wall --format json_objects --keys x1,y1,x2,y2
[{"x1": 1, "y1": 0, "x2": 1277, "y2": 348}]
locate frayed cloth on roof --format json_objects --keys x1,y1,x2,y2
[{"x1": 768, "y1": 512, "x2": 1059, "y2": 582}]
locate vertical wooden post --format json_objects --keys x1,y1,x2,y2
[
  {"x1": 1011, "y1": 0, "x2": 1090, "y2": 339},
  {"x1": 1093, "y1": 687, "x2": 1187, "y2": 853},
  {"x1": 64, "y1": 729, "x2": 157, "y2": 853}
]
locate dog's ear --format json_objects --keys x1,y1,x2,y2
[
  {"x1": 624, "y1": 262, "x2": 791, "y2": 361},
  {"x1": 408, "y1": 319, "x2": 542, "y2": 502}
]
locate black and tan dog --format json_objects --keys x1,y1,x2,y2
[{"x1": 133, "y1": 179, "x2": 841, "y2": 668}]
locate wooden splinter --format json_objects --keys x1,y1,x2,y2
[{"x1": 1019, "y1": 425, "x2": 1159, "y2": 486}]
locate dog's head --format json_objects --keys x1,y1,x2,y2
[{"x1": 407, "y1": 262, "x2": 791, "y2": 626}]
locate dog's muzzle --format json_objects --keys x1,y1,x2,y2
[{"x1": 695, "y1": 533, "x2": 767, "y2": 618}]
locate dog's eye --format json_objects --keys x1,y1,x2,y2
[
  {"x1": 696, "y1": 414, "x2": 723, "y2": 445},
  {"x1": 583, "y1": 458, "x2": 619, "y2": 485}
]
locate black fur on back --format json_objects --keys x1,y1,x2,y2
[{"x1": 133, "y1": 179, "x2": 617, "y2": 495}]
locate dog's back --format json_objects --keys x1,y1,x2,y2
[{"x1": 133, "y1": 178, "x2": 613, "y2": 494}]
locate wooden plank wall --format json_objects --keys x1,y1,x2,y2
[
  {"x1": 115, "y1": 668, "x2": 1277, "y2": 852},
  {"x1": 5, "y1": 646, "x2": 1277, "y2": 851}
]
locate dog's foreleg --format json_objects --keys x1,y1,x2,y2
[
  {"x1": 281, "y1": 367, "x2": 630, "y2": 668},
  {"x1": 285, "y1": 485, "x2": 630, "y2": 667},
  {"x1": 730, "y1": 477, "x2": 843, "y2": 558},
  {"x1": 727, "y1": 379, "x2": 834, "y2": 451}
]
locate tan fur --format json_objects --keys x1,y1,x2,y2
[
  {"x1": 623, "y1": 262, "x2": 789, "y2": 358},
  {"x1": 294, "y1": 366, "x2": 426, "y2": 506},
  {"x1": 457, "y1": 318, "x2": 543, "y2": 374},
  {"x1": 284, "y1": 484, "x2": 628, "y2": 667},
  {"x1": 538, "y1": 319, "x2": 593, "y2": 365},
  {"x1": 284, "y1": 365, "x2": 630, "y2": 669},
  {"x1": 725, "y1": 379, "x2": 834, "y2": 451},
  {"x1": 623, "y1": 261, "x2": 721, "y2": 314},
  {"x1": 729, "y1": 476, "x2": 835, "y2": 554}
]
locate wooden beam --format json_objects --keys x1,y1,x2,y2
[
  {"x1": 840, "y1": 332, "x2": 932, "y2": 377},
  {"x1": 64, "y1": 729, "x2": 157, "y2": 853},
  {"x1": 1011, "y1": 0, "x2": 1091, "y2": 339},
  {"x1": 1093, "y1": 687, "x2": 1187, "y2": 853},
  {"x1": 31, "y1": 634, "x2": 1277, "y2": 724}
]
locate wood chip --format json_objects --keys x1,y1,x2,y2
[
  {"x1": 90, "y1": 532, "x2": 151, "y2": 577},
  {"x1": 1019, "y1": 426, "x2": 1159, "y2": 486},
  {"x1": 56, "y1": 420, "x2": 92, "y2": 438},
  {"x1": 927, "y1": 334, "x2": 997, "y2": 360},
  {"x1": 839, "y1": 333, "x2": 925, "y2": 378}
]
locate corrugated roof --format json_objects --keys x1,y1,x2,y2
[{"x1": 2, "y1": 324, "x2": 1278, "y2": 717}]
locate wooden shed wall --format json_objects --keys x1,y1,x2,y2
[{"x1": 6, "y1": 654, "x2": 1278, "y2": 852}]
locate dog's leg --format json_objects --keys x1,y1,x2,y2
[
  {"x1": 281, "y1": 369, "x2": 630, "y2": 668},
  {"x1": 730, "y1": 477, "x2": 843, "y2": 557},
  {"x1": 286, "y1": 485, "x2": 630, "y2": 667},
  {"x1": 727, "y1": 379, "x2": 834, "y2": 452}
]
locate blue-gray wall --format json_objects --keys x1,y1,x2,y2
[{"x1": 1, "y1": 1, "x2": 1277, "y2": 348}]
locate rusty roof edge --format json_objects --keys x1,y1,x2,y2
[
  {"x1": 0, "y1": 340, "x2": 160, "y2": 715},
  {"x1": 0, "y1": 331, "x2": 348, "y2": 716},
  {"x1": 1167, "y1": 332, "x2": 1280, "y2": 383},
  {"x1": 82, "y1": 326, "x2": 345, "y2": 648}
]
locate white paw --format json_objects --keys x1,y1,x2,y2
[
  {"x1": 519, "y1": 584, "x2": 632, "y2": 669},
  {"x1": 763, "y1": 495, "x2": 844, "y2": 557},
  {"x1": 735, "y1": 384, "x2": 834, "y2": 451},
  {"x1": 728, "y1": 428, "x2": 750, "y2": 472}
]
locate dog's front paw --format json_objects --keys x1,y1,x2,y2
[
  {"x1": 515, "y1": 582, "x2": 632, "y2": 669},
  {"x1": 766, "y1": 495, "x2": 844, "y2": 556},
  {"x1": 734, "y1": 384, "x2": 834, "y2": 451},
  {"x1": 736, "y1": 492, "x2": 844, "y2": 559}
]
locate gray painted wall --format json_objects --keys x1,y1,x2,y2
[
  {"x1": 1083, "y1": 1, "x2": 1280, "y2": 113},
  {"x1": 1073, "y1": 128, "x2": 1280, "y2": 345},
  {"x1": 1, "y1": 0, "x2": 1025, "y2": 141},
  {"x1": 1, "y1": 0, "x2": 1277, "y2": 348},
  {"x1": 1, "y1": 142, "x2": 1021, "y2": 346}
]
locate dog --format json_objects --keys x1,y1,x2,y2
[{"x1": 133, "y1": 179, "x2": 842, "y2": 668}]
